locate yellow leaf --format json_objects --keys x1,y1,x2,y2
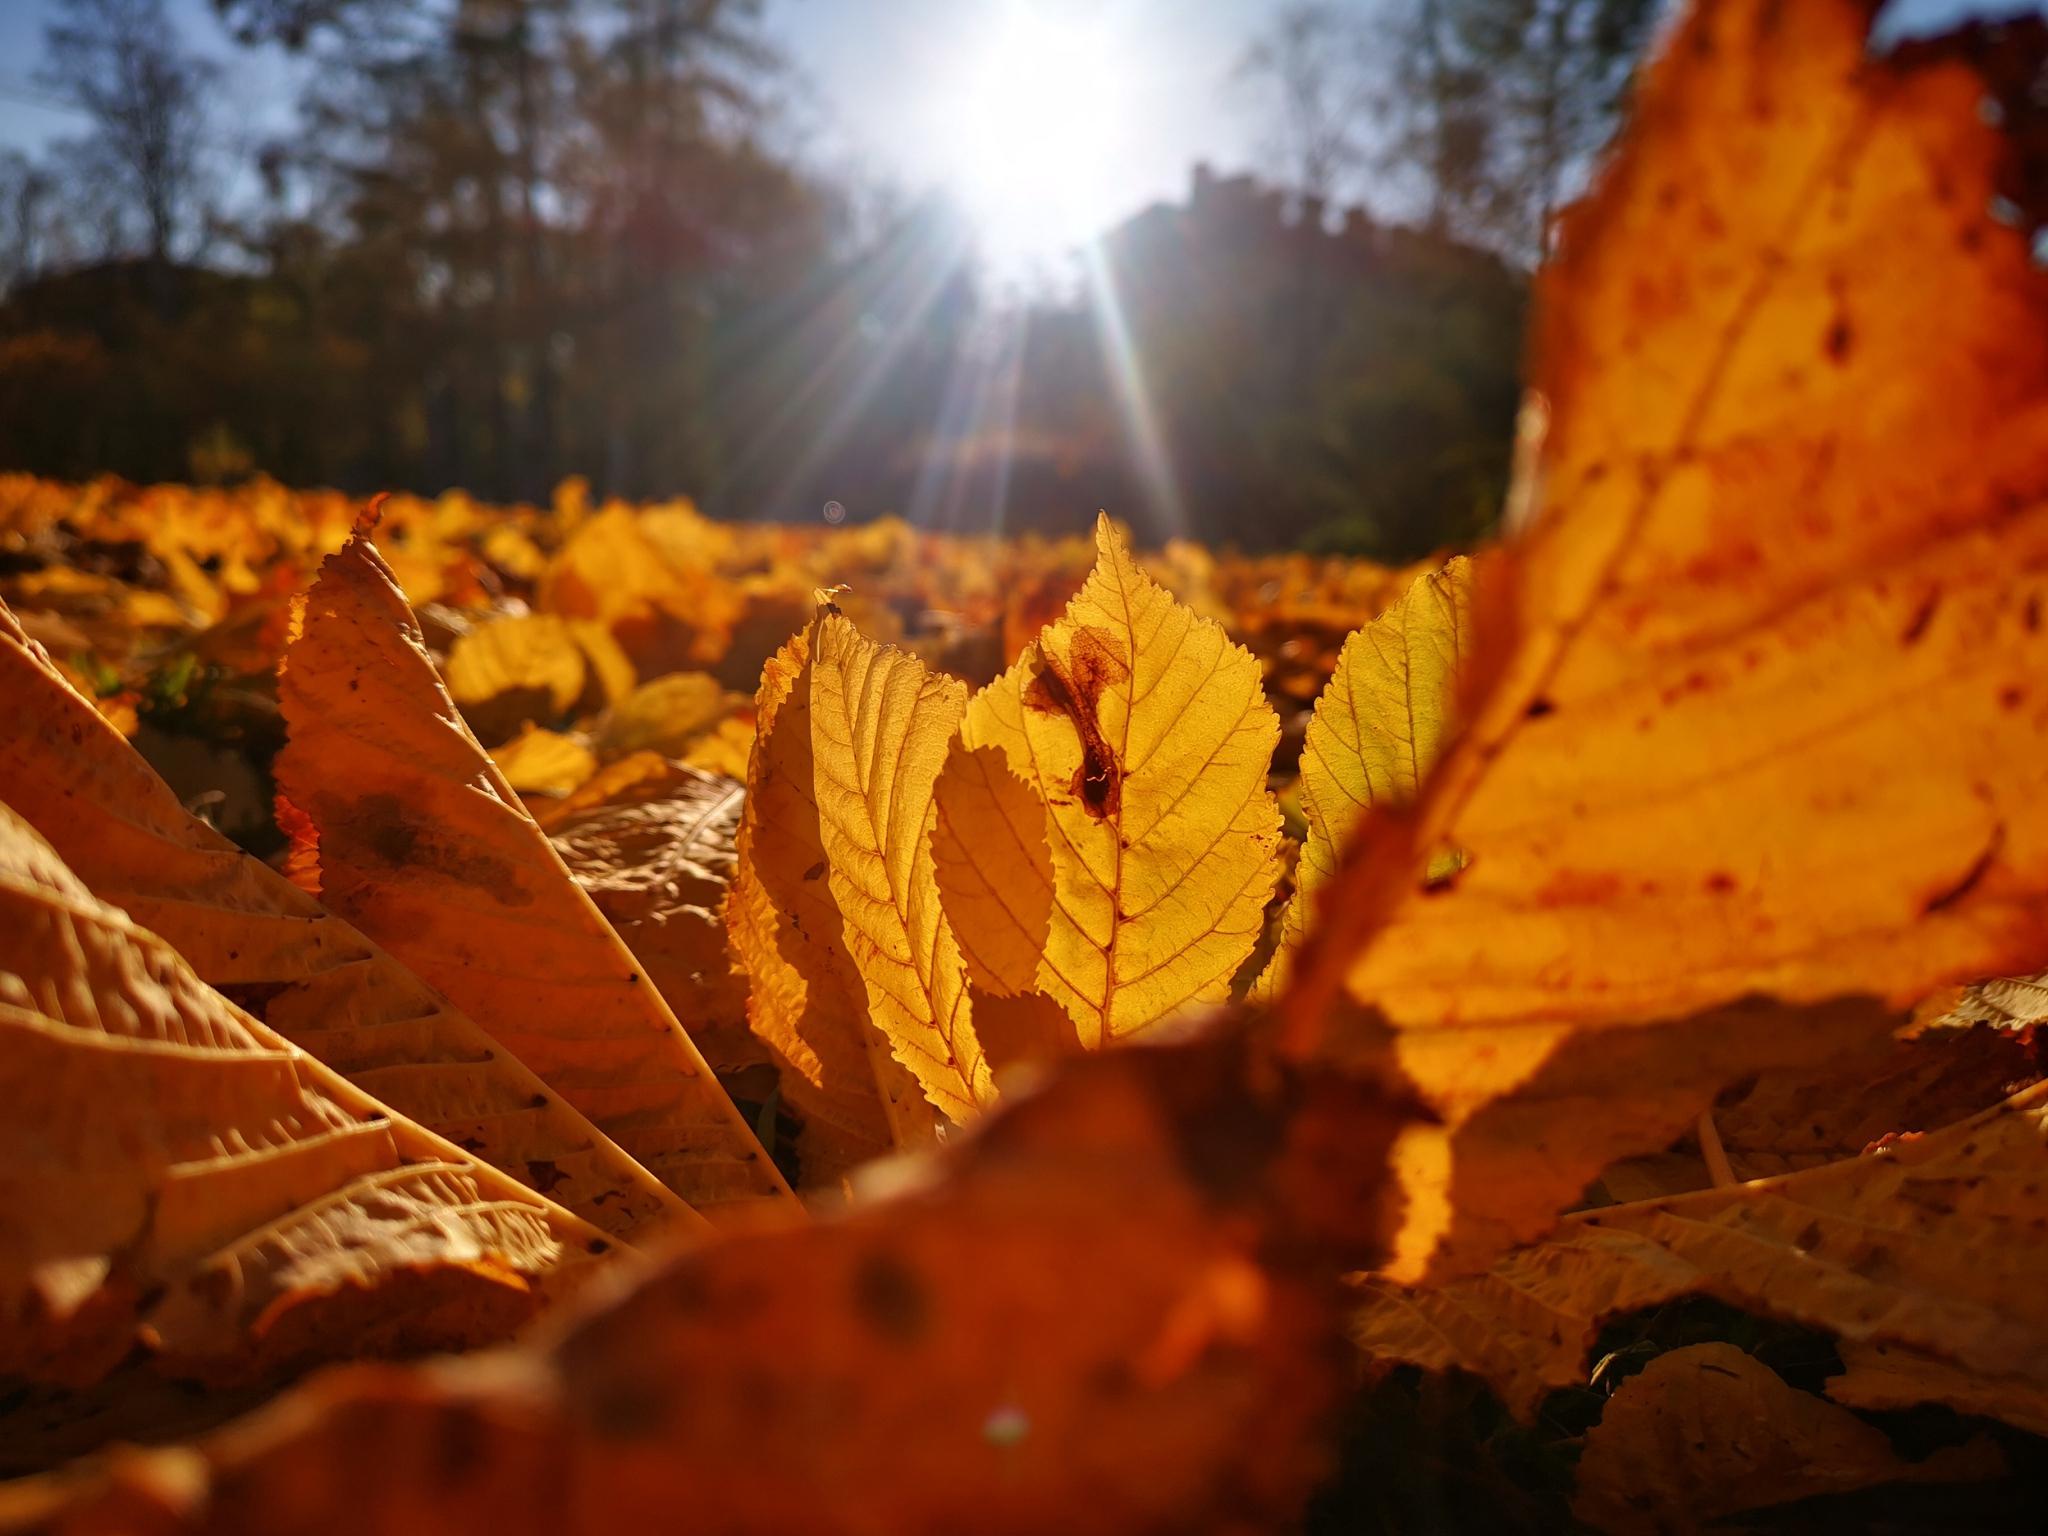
[
  {"x1": 0, "y1": 598, "x2": 690, "y2": 1245},
  {"x1": 733, "y1": 606, "x2": 995, "y2": 1163},
  {"x1": 443, "y1": 613, "x2": 587, "y2": 746},
  {"x1": 0, "y1": 801, "x2": 585, "y2": 1388},
  {"x1": 481, "y1": 524, "x2": 547, "y2": 582},
  {"x1": 593, "y1": 671, "x2": 735, "y2": 761},
  {"x1": 939, "y1": 514, "x2": 1281, "y2": 1049},
  {"x1": 730, "y1": 626, "x2": 941, "y2": 1184},
  {"x1": 1278, "y1": 0, "x2": 2048, "y2": 1280},
  {"x1": 681, "y1": 713, "x2": 755, "y2": 779},
  {"x1": 568, "y1": 620, "x2": 637, "y2": 709},
  {"x1": 808, "y1": 612, "x2": 992, "y2": 1119},
  {"x1": 539, "y1": 506, "x2": 742, "y2": 674},
  {"x1": 1258, "y1": 557, "x2": 1471, "y2": 996},
  {"x1": 490, "y1": 725, "x2": 599, "y2": 797},
  {"x1": 931, "y1": 740, "x2": 1054, "y2": 997},
  {"x1": 277, "y1": 532, "x2": 799, "y2": 1227}
]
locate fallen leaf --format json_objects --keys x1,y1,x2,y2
[
  {"x1": 806, "y1": 611, "x2": 992, "y2": 1118},
  {"x1": 0, "y1": 599, "x2": 691, "y2": 1245},
  {"x1": 1281, "y1": 0, "x2": 2048, "y2": 1280},
  {"x1": 276, "y1": 530, "x2": 799, "y2": 1226},
  {"x1": 591, "y1": 671, "x2": 735, "y2": 762},
  {"x1": 678, "y1": 713, "x2": 754, "y2": 779},
  {"x1": 489, "y1": 725, "x2": 598, "y2": 798},
  {"x1": 1258, "y1": 557, "x2": 1470, "y2": 996},
  {"x1": 1570, "y1": 1343, "x2": 2002, "y2": 1535},
  {"x1": 442, "y1": 614, "x2": 587, "y2": 746},
  {"x1": 565, "y1": 621, "x2": 636, "y2": 710},
  {"x1": 539, "y1": 754, "x2": 758, "y2": 1073},
  {"x1": 539, "y1": 506, "x2": 741, "y2": 675},
  {"x1": 931, "y1": 740, "x2": 1055, "y2": 998},
  {"x1": 1710, "y1": 1021, "x2": 2046, "y2": 1180},
  {"x1": 729, "y1": 623, "x2": 945, "y2": 1186},
  {"x1": 0, "y1": 802, "x2": 585, "y2": 1392},
  {"x1": 937, "y1": 514, "x2": 1282, "y2": 1049},
  {"x1": 1350, "y1": 1076, "x2": 2048, "y2": 1435},
  {"x1": 1945, "y1": 971, "x2": 2048, "y2": 1031},
  {"x1": 0, "y1": 1032, "x2": 1417, "y2": 1536}
]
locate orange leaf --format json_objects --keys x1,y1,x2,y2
[
  {"x1": 1282, "y1": 0, "x2": 2048, "y2": 1280},
  {"x1": 0, "y1": 599, "x2": 690, "y2": 1245},
  {"x1": 276, "y1": 531, "x2": 798, "y2": 1228}
]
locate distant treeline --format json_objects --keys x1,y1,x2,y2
[{"x1": 0, "y1": 0, "x2": 1652, "y2": 558}]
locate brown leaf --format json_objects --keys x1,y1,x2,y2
[
  {"x1": 539, "y1": 753, "x2": 760, "y2": 1074},
  {"x1": 1571, "y1": 1343, "x2": 2003, "y2": 1535},
  {"x1": 0, "y1": 1033, "x2": 1417, "y2": 1536},
  {"x1": 0, "y1": 599, "x2": 690, "y2": 1245},
  {"x1": 1600, "y1": 1021, "x2": 2046, "y2": 1199},
  {"x1": 1351, "y1": 1076, "x2": 2048, "y2": 1435},
  {"x1": 276, "y1": 531, "x2": 798, "y2": 1227},
  {"x1": 0, "y1": 803, "x2": 587, "y2": 1394}
]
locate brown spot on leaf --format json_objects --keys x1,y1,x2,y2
[
  {"x1": 1825, "y1": 314, "x2": 1853, "y2": 363},
  {"x1": 1026, "y1": 627, "x2": 1131, "y2": 821},
  {"x1": 853, "y1": 1251, "x2": 931, "y2": 1345},
  {"x1": 332, "y1": 792, "x2": 534, "y2": 903},
  {"x1": 1902, "y1": 590, "x2": 1941, "y2": 645},
  {"x1": 1924, "y1": 823, "x2": 2005, "y2": 915},
  {"x1": 526, "y1": 1159, "x2": 568, "y2": 1195}
]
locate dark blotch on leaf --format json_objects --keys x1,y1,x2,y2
[
  {"x1": 852, "y1": 1250, "x2": 931, "y2": 1345},
  {"x1": 1025, "y1": 626, "x2": 1131, "y2": 821}
]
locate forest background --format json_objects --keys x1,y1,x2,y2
[{"x1": 0, "y1": 0, "x2": 1683, "y2": 560}]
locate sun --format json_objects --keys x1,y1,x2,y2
[{"x1": 931, "y1": 4, "x2": 1131, "y2": 273}]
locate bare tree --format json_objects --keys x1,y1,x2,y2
[
  {"x1": 0, "y1": 152, "x2": 54, "y2": 291},
  {"x1": 1386, "y1": 0, "x2": 1660, "y2": 258},
  {"x1": 1235, "y1": 3, "x2": 1380, "y2": 207},
  {"x1": 37, "y1": 0, "x2": 220, "y2": 263}
]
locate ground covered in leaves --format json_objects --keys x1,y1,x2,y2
[{"x1": 12, "y1": 0, "x2": 2048, "y2": 1530}]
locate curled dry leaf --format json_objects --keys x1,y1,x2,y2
[
  {"x1": 1257, "y1": 556, "x2": 1470, "y2": 997},
  {"x1": 1282, "y1": 0, "x2": 2048, "y2": 1280},
  {"x1": 727, "y1": 619, "x2": 950, "y2": 1186},
  {"x1": 0, "y1": 804, "x2": 586, "y2": 1392},
  {"x1": 935, "y1": 514, "x2": 1282, "y2": 1050},
  {"x1": 0, "y1": 1033, "x2": 1418, "y2": 1536},
  {"x1": 1570, "y1": 1343, "x2": 2003, "y2": 1535},
  {"x1": 537, "y1": 754, "x2": 758, "y2": 1073},
  {"x1": 0, "y1": 600, "x2": 688, "y2": 1244},
  {"x1": 276, "y1": 531, "x2": 798, "y2": 1227},
  {"x1": 1351, "y1": 1076, "x2": 2048, "y2": 1436}
]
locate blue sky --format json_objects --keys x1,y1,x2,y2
[{"x1": 0, "y1": 0, "x2": 2038, "y2": 257}]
